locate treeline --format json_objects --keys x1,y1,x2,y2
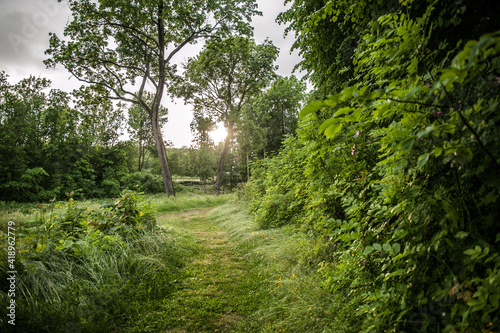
[
  {"x1": 0, "y1": 71, "x2": 305, "y2": 202},
  {"x1": 246, "y1": 0, "x2": 500, "y2": 332}
]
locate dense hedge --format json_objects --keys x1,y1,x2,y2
[{"x1": 247, "y1": 2, "x2": 500, "y2": 331}]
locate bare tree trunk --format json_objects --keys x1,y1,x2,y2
[
  {"x1": 148, "y1": 0, "x2": 174, "y2": 197},
  {"x1": 151, "y1": 118, "x2": 175, "y2": 197},
  {"x1": 215, "y1": 124, "x2": 233, "y2": 195},
  {"x1": 138, "y1": 140, "x2": 143, "y2": 172},
  {"x1": 246, "y1": 152, "x2": 250, "y2": 181}
]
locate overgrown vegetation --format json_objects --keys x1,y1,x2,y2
[
  {"x1": 247, "y1": 1, "x2": 500, "y2": 331},
  {"x1": 2, "y1": 0, "x2": 500, "y2": 331},
  {"x1": 0, "y1": 191, "x2": 192, "y2": 332}
]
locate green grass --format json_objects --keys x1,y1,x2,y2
[
  {"x1": 208, "y1": 201, "x2": 343, "y2": 332},
  {"x1": 147, "y1": 192, "x2": 235, "y2": 213},
  {"x1": 147, "y1": 209, "x2": 267, "y2": 332},
  {"x1": 0, "y1": 192, "x2": 195, "y2": 332},
  {"x1": 147, "y1": 199, "x2": 343, "y2": 332},
  {"x1": 1, "y1": 194, "x2": 343, "y2": 332}
]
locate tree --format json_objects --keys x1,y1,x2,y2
[
  {"x1": 190, "y1": 112, "x2": 217, "y2": 193},
  {"x1": 175, "y1": 36, "x2": 278, "y2": 194},
  {"x1": 73, "y1": 86, "x2": 125, "y2": 150},
  {"x1": 239, "y1": 75, "x2": 306, "y2": 158},
  {"x1": 45, "y1": 0, "x2": 260, "y2": 197},
  {"x1": 128, "y1": 92, "x2": 168, "y2": 172}
]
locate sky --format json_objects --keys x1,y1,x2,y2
[{"x1": 0, "y1": 0, "x2": 304, "y2": 147}]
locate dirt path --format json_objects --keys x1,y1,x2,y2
[{"x1": 156, "y1": 208, "x2": 262, "y2": 333}]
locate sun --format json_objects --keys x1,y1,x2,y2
[{"x1": 210, "y1": 123, "x2": 228, "y2": 143}]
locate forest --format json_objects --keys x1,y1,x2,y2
[{"x1": 1, "y1": 0, "x2": 500, "y2": 332}]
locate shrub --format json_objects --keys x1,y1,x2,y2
[{"x1": 125, "y1": 171, "x2": 165, "y2": 194}]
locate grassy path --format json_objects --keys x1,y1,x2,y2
[{"x1": 155, "y1": 208, "x2": 266, "y2": 332}]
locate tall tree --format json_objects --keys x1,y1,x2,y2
[
  {"x1": 44, "y1": 0, "x2": 259, "y2": 197},
  {"x1": 175, "y1": 36, "x2": 278, "y2": 194}
]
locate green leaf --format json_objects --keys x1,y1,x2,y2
[
  {"x1": 455, "y1": 231, "x2": 469, "y2": 239},
  {"x1": 373, "y1": 243, "x2": 382, "y2": 251},
  {"x1": 417, "y1": 153, "x2": 431, "y2": 168},
  {"x1": 342, "y1": 86, "x2": 357, "y2": 99},
  {"x1": 345, "y1": 107, "x2": 363, "y2": 122},
  {"x1": 433, "y1": 147, "x2": 443, "y2": 157},
  {"x1": 392, "y1": 243, "x2": 401, "y2": 253},
  {"x1": 333, "y1": 106, "x2": 354, "y2": 117},
  {"x1": 363, "y1": 246, "x2": 375, "y2": 255},
  {"x1": 300, "y1": 100, "x2": 329, "y2": 118},
  {"x1": 464, "y1": 248, "x2": 477, "y2": 256},
  {"x1": 404, "y1": 85, "x2": 423, "y2": 99},
  {"x1": 324, "y1": 123, "x2": 343, "y2": 138},
  {"x1": 417, "y1": 126, "x2": 434, "y2": 138},
  {"x1": 400, "y1": 137, "x2": 415, "y2": 151},
  {"x1": 318, "y1": 118, "x2": 339, "y2": 133},
  {"x1": 383, "y1": 244, "x2": 392, "y2": 252}
]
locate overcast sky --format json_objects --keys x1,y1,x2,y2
[{"x1": 0, "y1": 0, "x2": 304, "y2": 147}]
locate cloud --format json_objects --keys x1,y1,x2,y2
[
  {"x1": 252, "y1": 0, "x2": 303, "y2": 78},
  {"x1": 0, "y1": 0, "x2": 71, "y2": 72}
]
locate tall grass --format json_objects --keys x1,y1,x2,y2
[{"x1": 0, "y1": 191, "x2": 194, "y2": 332}]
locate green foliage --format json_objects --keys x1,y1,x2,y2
[
  {"x1": 125, "y1": 171, "x2": 165, "y2": 193},
  {"x1": 45, "y1": 0, "x2": 262, "y2": 197},
  {"x1": 0, "y1": 191, "x2": 183, "y2": 332},
  {"x1": 0, "y1": 73, "x2": 136, "y2": 202},
  {"x1": 239, "y1": 75, "x2": 307, "y2": 158},
  {"x1": 174, "y1": 36, "x2": 279, "y2": 194},
  {"x1": 249, "y1": 1, "x2": 500, "y2": 331}
]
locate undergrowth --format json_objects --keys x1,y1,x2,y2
[{"x1": 0, "y1": 190, "x2": 193, "y2": 332}]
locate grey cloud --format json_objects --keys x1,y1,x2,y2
[{"x1": 0, "y1": 0, "x2": 70, "y2": 71}]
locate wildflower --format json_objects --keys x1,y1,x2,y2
[
  {"x1": 356, "y1": 130, "x2": 360, "y2": 136},
  {"x1": 425, "y1": 83, "x2": 431, "y2": 88},
  {"x1": 351, "y1": 144, "x2": 356, "y2": 155},
  {"x1": 431, "y1": 110, "x2": 437, "y2": 117},
  {"x1": 437, "y1": 111, "x2": 443, "y2": 117},
  {"x1": 363, "y1": 260, "x2": 366, "y2": 266}
]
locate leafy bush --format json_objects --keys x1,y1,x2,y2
[
  {"x1": 247, "y1": 30, "x2": 500, "y2": 332},
  {"x1": 125, "y1": 171, "x2": 165, "y2": 194}
]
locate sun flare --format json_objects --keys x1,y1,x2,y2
[{"x1": 210, "y1": 123, "x2": 228, "y2": 143}]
